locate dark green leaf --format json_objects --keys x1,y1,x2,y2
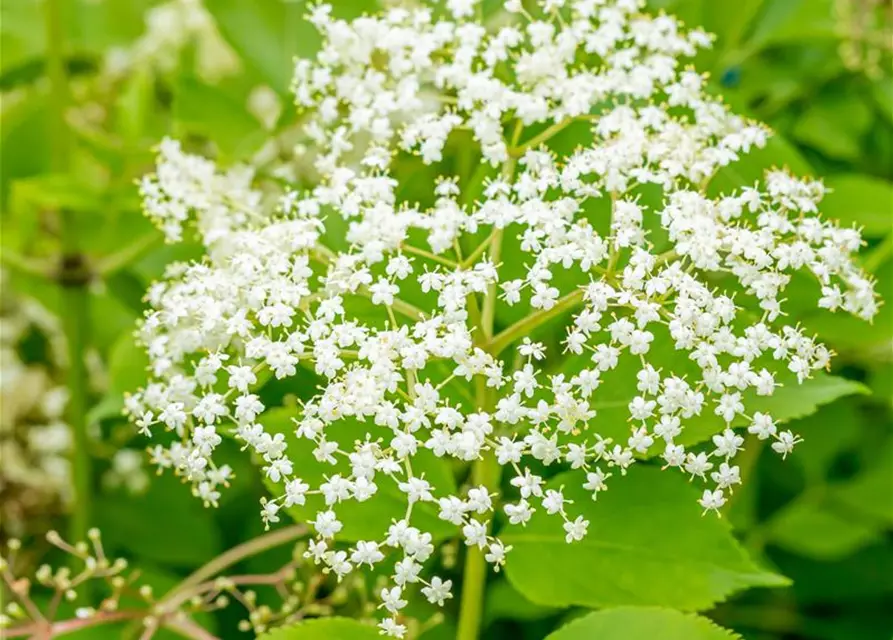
[{"x1": 503, "y1": 466, "x2": 787, "y2": 611}]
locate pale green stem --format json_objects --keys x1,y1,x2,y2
[
  {"x1": 96, "y1": 232, "x2": 162, "y2": 276},
  {"x1": 44, "y1": 0, "x2": 92, "y2": 547},
  {"x1": 159, "y1": 524, "x2": 307, "y2": 612},
  {"x1": 485, "y1": 289, "x2": 585, "y2": 357},
  {"x1": 401, "y1": 243, "x2": 458, "y2": 268},
  {"x1": 456, "y1": 380, "x2": 500, "y2": 640},
  {"x1": 455, "y1": 156, "x2": 518, "y2": 640}
]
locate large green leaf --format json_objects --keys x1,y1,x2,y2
[
  {"x1": 261, "y1": 407, "x2": 457, "y2": 541},
  {"x1": 503, "y1": 466, "x2": 787, "y2": 611},
  {"x1": 545, "y1": 607, "x2": 740, "y2": 640},
  {"x1": 262, "y1": 618, "x2": 379, "y2": 640}
]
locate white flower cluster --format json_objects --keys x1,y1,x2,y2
[
  {"x1": 130, "y1": 0, "x2": 879, "y2": 635},
  {"x1": 104, "y1": 0, "x2": 239, "y2": 83}
]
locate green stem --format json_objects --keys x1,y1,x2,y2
[
  {"x1": 96, "y1": 232, "x2": 162, "y2": 276},
  {"x1": 159, "y1": 524, "x2": 307, "y2": 612},
  {"x1": 456, "y1": 381, "x2": 501, "y2": 640},
  {"x1": 486, "y1": 289, "x2": 585, "y2": 356},
  {"x1": 0, "y1": 248, "x2": 52, "y2": 279},
  {"x1": 44, "y1": 0, "x2": 91, "y2": 546}
]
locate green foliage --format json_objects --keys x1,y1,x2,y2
[
  {"x1": 545, "y1": 607, "x2": 740, "y2": 640},
  {"x1": 261, "y1": 407, "x2": 457, "y2": 541},
  {"x1": 1, "y1": 1, "x2": 890, "y2": 639},
  {"x1": 261, "y1": 618, "x2": 379, "y2": 640},
  {"x1": 503, "y1": 467, "x2": 787, "y2": 611}
]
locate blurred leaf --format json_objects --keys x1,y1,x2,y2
[
  {"x1": 107, "y1": 326, "x2": 150, "y2": 396},
  {"x1": 262, "y1": 618, "x2": 379, "y2": 639},
  {"x1": 772, "y1": 541, "x2": 893, "y2": 604},
  {"x1": 545, "y1": 607, "x2": 739, "y2": 640},
  {"x1": 829, "y1": 444, "x2": 893, "y2": 526},
  {"x1": 791, "y1": 95, "x2": 873, "y2": 161},
  {"x1": 821, "y1": 174, "x2": 893, "y2": 238},
  {"x1": 503, "y1": 466, "x2": 787, "y2": 611},
  {"x1": 9, "y1": 173, "x2": 102, "y2": 215},
  {"x1": 746, "y1": 0, "x2": 838, "y2": 50},
  {"x1": 870, "y1": 78, "x2": 893, "y2": 127},
  {"x1": 97, "y1": 473, "x2": 222, "y2": 567},
  {"x1": 173, "y1": 74, "x2": 266, "y2": 159},
  {"x1": 790, "y1": 400, "x2": 862, "y2": 483},
  {"x1": 115, "y1": 64, "x2": 155, "y2": 149},
  {"x1": 205, "y1": 0, "x2": 320, "y2": 95},
  {"x1": 484, "y1": 579, "x2": 563, "y2": 626},
  {"x1": 708, "y1": 135, "x2": 812, "y2": 196},
  {"x1": 765, "y1": 493, "x2": 881, "y2": 560}
]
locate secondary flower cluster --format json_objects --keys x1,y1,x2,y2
[{"x1": 130, "y1": 0, "x2": 878, "y2": 636}]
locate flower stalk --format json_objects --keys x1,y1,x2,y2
[{"x1": 43, "y1": 0, "x2": 92, "y2": 548}]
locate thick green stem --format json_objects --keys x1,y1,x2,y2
[
  {"x1": 456, "y1": 455, "x2": 500, "y2": 640},
  {"x1": 457, "y1": 144, "x2": 519, "y2": 634},
  {"x1": 44, "y1": 0, "x2": 91, "y2": 545},
  {"x1": 60, "y1": 276, "x2": 91, "y2": 543},
  {"x1": 456, "y1": 381, "x2": 501, "y2": 640}
]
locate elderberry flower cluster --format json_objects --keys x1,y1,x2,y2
[{"x1": 129, "y1": 0, "x2": 879, "y2": 636}]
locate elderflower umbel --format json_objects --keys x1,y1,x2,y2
[{"x1": 129, "y1": 0, "x2": 879, "y2": 635}]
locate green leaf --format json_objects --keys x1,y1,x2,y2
[
  {"x1": 708, "y1": 134, "x2": 812, "y2": 196},
  {"x1": 503, "y1": 466, "x2": 788, "y2": 611},
  {"x1": 791, "y1": 95, "x2": 873, "y2": 161},
  {"x1": 483, "y1": 579, "x2": 563, "y2": 626},
  {"x1": 545, "y1": 607, "x2": 740, "y2": 640},
  {"x1": 743, "y1": 373, "x2": 869, "y2": 424},
  {"x1": 789, "y1": 400, "x2": 862, "y2": 483},
  {"x1": 821, "y1": 174, "x2": 893, "y2": 238},
  {"x1": 173, "y1": 74, "x2": 266, "y2": 159},
  {"x1": 765, "y1": 494, "x2": 881, "y2": 560},
  {"x1": 97, "y1": 473, "x2": 222, "y2": 567},
  {"x1": 561, "y1": 316, "x2": 867, "y2": 448},
  {"x1": 204, "y1": 0, "x2": 320, "y2": 95},
  {"x1": 261, "y1": 618, "x2": 379, "y2": 640},
  {"x1": 745, "y1": 0, "x2": 838, "y2": 50},
  {"x1": 107, "y1": 328, "x2": 150, "y2": 396},
  {"x1": 261, "y1": 407, "x2": 457, "y2": 542},
  {"x1": 829, "y1": 445, "x2": 893, "y2": 526}
]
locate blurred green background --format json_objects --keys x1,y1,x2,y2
[{"x1": 1, "y1": 1, "x2": 891, "y2": 639}]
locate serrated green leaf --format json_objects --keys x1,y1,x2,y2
[
  {"x1": 503, "y1": 466, "x2": 788, "y2": 611},
  {"x1": 261, "y1": 618, "x2": 379, "y2": 640},
  {"x1": 545, "y1": 606, "x2": 740, "y2": 640},
  {"x1": 261, "y1": 407, "x2": 457, "y2": 541}
]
